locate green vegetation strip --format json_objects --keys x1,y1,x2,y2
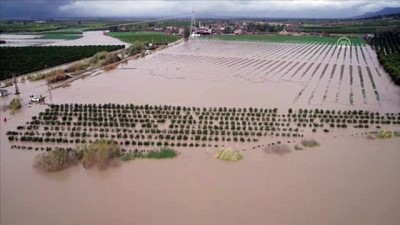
[
  {"x1": 204, "y1": 35, "x2": 365, "y2": 46},
  {"x1": 108, "y1": 31, "x2": 180, "y2": 45},
  {"x1": 0, "y1": 23, "x2": 66, "y2": 33},
  {"x1": 122, "y1": 147, "x2": 177, "y2": 161},
  {"x1": 0, "y1": 45, "x2": 124, "y2": 81}
]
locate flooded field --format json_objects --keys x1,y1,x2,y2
[
  {"x1": 23, "y1": 39, "x2": 396, "y2": 112},
  {"x1": 0, "y1": 34, "x2": 55, "y2": 46},
  {"x1": 1, "y1": 39, "x2": 400, "y2": 225},
  {"x1": 44, "y1": 31, "x2": 129, "y2": 47},
  {"x1": 0, "y1": 31, "x2": 129, "y2": 47}
]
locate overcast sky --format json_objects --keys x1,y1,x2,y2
[{"x1": 1, "y1": 0, "x2": 400, "y2": 19}]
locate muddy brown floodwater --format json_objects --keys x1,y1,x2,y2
[
  {"x1": 0, "y1": 31, "x2": 129, "y2": 47},
  {"x1": 1, "y1": 39, "x2": 400, "y2": 225}
]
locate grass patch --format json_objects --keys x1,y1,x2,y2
[
  {"x1": 301, "y1": 138, "x2": 320, "y2": 147},
  {"x1": 122, "y1": 147, "x2": 178, "y2": 161},
  {"x1": 215, "y1": 148, "x2": 243, "y2": 161}
]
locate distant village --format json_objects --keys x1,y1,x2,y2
[
  {"x1": 108, "y1": 19, "x2": 369, "y2": 38},
  {"x1": 110, "y1": 20, "x2": 296, "y2": 36}
]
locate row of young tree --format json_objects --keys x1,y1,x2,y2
[
  {"x1": 6, "y1": 103, "x2": 400, "y2": 153},
  {"x1": 370, "y1": 32, "x2": 400, "y2": 85}
]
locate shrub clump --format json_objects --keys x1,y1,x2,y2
[
  {"x1": 89, "y1": 52, "x2": 121, "y2": 67},
  {"x1": 28, "y1": 69, "x2": 65, "y2": 82},
  {"x1": 301, "y1": 138, "x2": 320, "y2": 147},
  {"x1": 375, "y1": 130, "x2": 394, "y2": 139},
  {"x1": 9, "y1": 98, "x2": 22, "y2": 112},
  {"x1": 264, "y1": 144, "x2": 292, "y2": 155},
  {"x1": 34, "y1": 149, "x2": 79, "y2": 172},
  {"x1": 294, "y1": 144, "x2": 303, "y2": 151},
  {"x1": 102, "y1": 53, "x2": 121, "y2": 66},
  {"x1": 90, "y1": 51, "x2": 108, "y2": 65},
  {"x1": 80, "y1": 139, "x2": 121, "y2": 170},
  {"x1": 215, "y1": 148, "x2": 243, "y2": 161},
  {"x1": 46, "y1": 71, "x2": 69, "y2": 84},
  {"x1": 126, "y1": 41, "x2": 145, "y2": 56}
]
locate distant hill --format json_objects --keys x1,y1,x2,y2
[{"x1": 354, "y1": 7, "x2": 400, "y2": 19}]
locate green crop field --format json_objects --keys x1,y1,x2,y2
[
  {"x1": 108, "y1": 32, "x2": 181, "y2": 45},
  {"x1": 298, "y1": 19, "x2": 400, "y2": 34},
  {"x1": 0, "y1": 23, "x2": 66, "y2": 33},
  {"x1": 299, "y1": 26, "x2": 378, "y2": 34},
  {"x1": 204, "y1": 34, "x2": 365, "y2": 46},
  {"x1": 0, "y1": 45, "x2": 124, "y2": 81}
]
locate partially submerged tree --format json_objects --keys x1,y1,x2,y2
[
  {"x1": 183, "y1": 26, "x2": 190, "y2": 41},
  {"x1": 9, "y1": 98, "x2": 21, "y2": 112},
  {"x1": 34, "y1": 149, "x2": 79, "y2": 172},
  {"x1": 80, "y1": 139, "x2": 121, "y2": 170}
]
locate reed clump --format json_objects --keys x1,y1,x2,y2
[
  {"x1": 374, "y1": 130, "x2": 394, "y2": 139},
  {"x1": 301, "y1": 138, "x2": 320, "y2": 147},
  {"x1": 264, "y1": 144, "x2": 292, "y2": 155},
  {"x1": 215, "y1": 148, "x2": 243, "y2": 161}
]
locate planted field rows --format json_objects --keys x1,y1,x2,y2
[
  {"x1": 7, "y1": 104, "x2": 400, "y2": 153},
  {"x1": 125, "y1": 39, "x2": 395, "y2": 108}
]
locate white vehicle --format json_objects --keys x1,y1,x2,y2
[{"x1": 29, "y1": 95, "x2": 43, "y2": 102}]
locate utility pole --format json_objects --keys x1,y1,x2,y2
[
  {"x1": 189, "y1": 8, "x2": 196, "y2": 37},
  {"x1": 13, "y1": 75, "x2": 20, "y2": 95},
  {"x1": 48, "y1": 85, "x2": 53, "y2": 104}
]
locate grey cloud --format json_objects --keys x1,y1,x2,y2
[
  {"x1": 0, "y1": 1, "x2": 73, "y2": 19},
  {"x1": 1, "y1": 0, "x2": 400, "y2": 19}
]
